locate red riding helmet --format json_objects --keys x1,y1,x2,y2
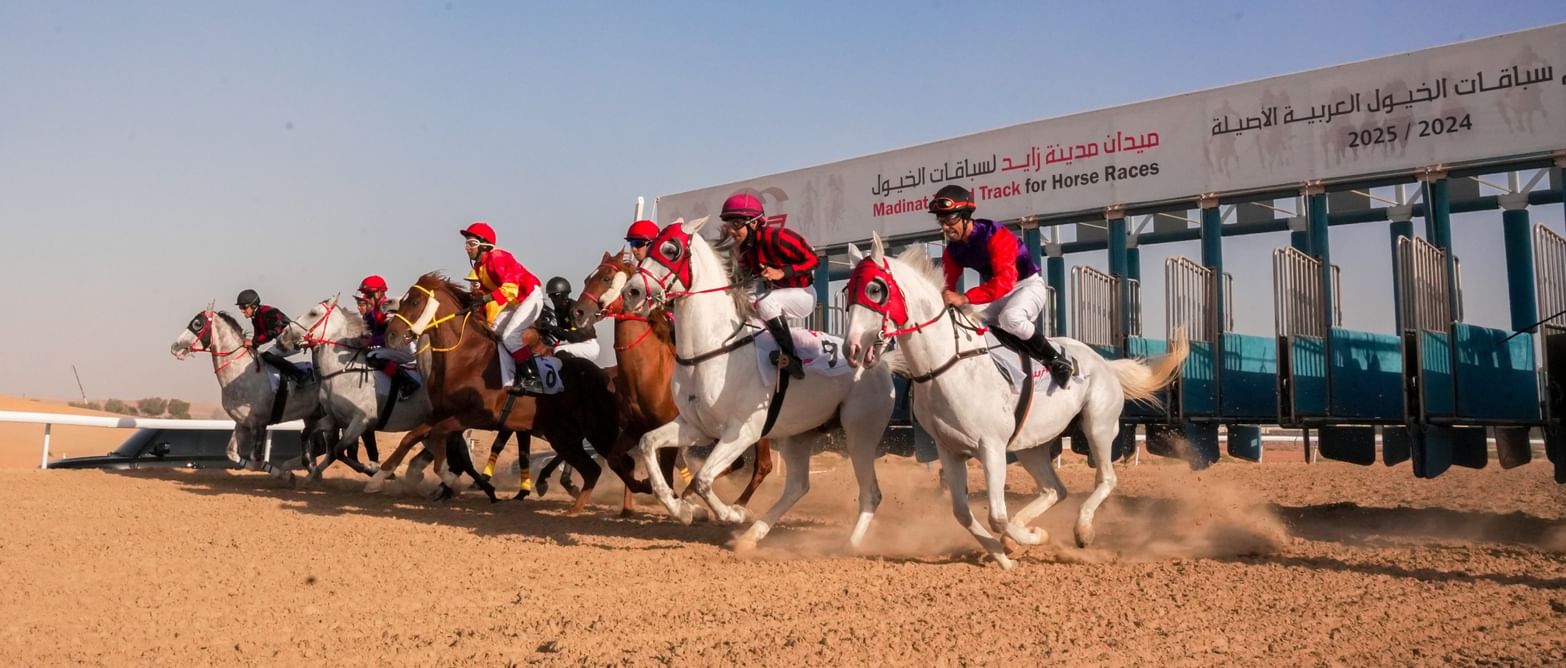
[
  {"x1": 625, "y1": 219, "x2": 660, "y2": 241},
  {"x1": 357, "y1": 275, "x2": 388, "y2": 297},
  {"x1": 460, "y1": 221, "x2": 497, "y2": 245},
  {"x1": 720, "y1": 193, "x2": 765, "y2": 223}
]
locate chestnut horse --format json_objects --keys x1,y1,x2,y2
[
  {"x1": 572, "y1": 250, "x2": 774, "y2": 515},
  {"x1": 383, "y1": 273, "x2": 619, "y2": 513}
]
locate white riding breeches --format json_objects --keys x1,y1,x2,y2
[
  {"x1": 496, "y1": 289, "x2": 544, "y2": 355},
  {"x1": 977, "y1": 273, "x2": 1047, "y2": 340},
  {"x1": 754, "y1": 287, "x2": 817, "y2": 322},
  {"x1": 553, "y1": 338, "x2": 601, "y2": 363}
]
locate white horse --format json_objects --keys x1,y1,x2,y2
[
  {"x1": 620, "y1": 217, "x2": 896, "y2": 550},
  {"x1": 170, "y1": 308, "x2": 325, "y2": 480},
  {"x1": 840, "y1": 235, "x2": 1188, "y2": 569},
  {"x1": 277, "y1": 297, "x2": 441, "y2": 489}
]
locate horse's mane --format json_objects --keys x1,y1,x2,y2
[
  {"x1": 418, "y1": 272, "x2": 499, "y2": 339},
  {"x1": 893, "y1": 245, "x2": 946, "y2": 293},
  {"x1": 329, "y1": 301, "x2": 366, "y2": 338},
  {"x1": 703, "y1": 232, "x2": 756, "y2": 320},
  {"x1": 214, "y1": 311, "x2": 244, "y2": 332}
]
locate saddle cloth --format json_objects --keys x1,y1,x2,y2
[
  {"x1": 753, "y1": 327, "x2": 855, "y2": 379},
  {"x1": 265, "y1": 361, "x2": 315, "y2": 392},
  {"x1": 370, "y1": 368, "x2": 423, "y2": 402},
  {"x1": 497, "y1": 349, "x2": 566, "y2": 395},
  {"x1": 987, "y1": 344, "x2": 1075, "y2": 394}
]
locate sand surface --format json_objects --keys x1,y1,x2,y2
[{"x1": 1, "y1": 447, "x2": 1563, "y2": 666}]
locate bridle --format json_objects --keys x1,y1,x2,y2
[
  {"x1": 583, "y1": 259, "x2": 672, "y2": 353},
  {"x1": 288, "y1": 298, "x2": 365, "y2": 350},
  {"x1": 185, "y1": 310, "x2": 254, "y2": 374},
  {"x1": 846, "y1": 256, "x2": 989, "y2": 383},
  {"x1": 391, "y1": 283, "x2": 473, "y2": 354}
]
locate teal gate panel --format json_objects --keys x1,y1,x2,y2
[
  {"x1": 1453, "y1": 324, "x2": 1539, "y2": 421},
  {"x1": 1220, "y1": 333, "x2": 1278, "y2": 419},
  {"x1": 1288, "y1": 336, "x2": 1328, "y2": 417},
  {"x1": 1180, "y1": 340, "x2": 1218, "y2": 416},
  {"x1": 1328, "y1": 328, "x2": 1403, "y2": 420},
  {"x1": 1420, "y1": 331, "x2": 1455, "y2": 417}
]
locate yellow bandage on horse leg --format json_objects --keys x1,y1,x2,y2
[
  {"x1": 678, "y1": 466, "x2": 693, "y2": 484},
  {"x1": 482, "y1": 453, "x2": 499, "y2": 478},
  {"x1": 519, "y1": 470, "x2": 533, "y2": 492}
]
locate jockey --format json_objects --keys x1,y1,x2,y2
[
  {"x1": 459, "y1": 221, "x2": 546, "y2": 394},
  {"x1": 625, "y1": 219, "x2": 659, "y2": 262},
  {"x1": 537, "y1": 276, "x2": 601, "y2": 362},
  {"x1": 235, "y1": 289, "x2": 310, "y2": 385},
  {"x1": 354, "y1": 275, "x2": 419, "y2": 397},
  {"x1": 930, "y1": 184, "x2": 1074, "y2": 386},
  {"x1": 720, "y1": 192, "x2": 818, "y2": 380}
]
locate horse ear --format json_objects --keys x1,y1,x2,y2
[
  {"x1": 601, "y1": 251, "x2": 613, "y2": 262},
  {"x1": 684, "y1": 216, "x2": 709, "y2": 235},
  {"x1": 870, "y1": 231, "x2": 886, "y2": 262},
  {"x1": 846, "y1": 243, "x2": 865, "y2": 263}
]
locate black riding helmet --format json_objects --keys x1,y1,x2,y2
[
  {"x1": 545, "y1": 276, "x2": 572, "y2": 297},
  {"x1": 928, "y1": 184, "x2": 977, "y2": 219},
  {"x1": 236, "y1": 289, "x2": 261, "y2": 308}
]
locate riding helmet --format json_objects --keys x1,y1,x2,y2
[
  {"x1": 545, "y1": 276, "x2": 572, "y2": 297},
  {"x1": 928, "y1": 185, "x2": 977, "y2": 218},
  {"x1": 235, "y1": 289, "x2": 261, "y2": 308}
]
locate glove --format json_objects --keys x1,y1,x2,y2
[{"x1": 460, "y1": 295, "x2": 491, "y2": 315}]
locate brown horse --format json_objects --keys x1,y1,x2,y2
[
  {"x1": 572, "y1": 250, "x2": 773, "y2": 515},
  {"x1": 383, "y1": 273, "x2": 619, "y2": 513}
]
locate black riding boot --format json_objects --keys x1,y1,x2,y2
[
  {"x1": 512, "y1": 355, "x2": 546, "y2": 395},
  {"x1": 261, "y1": 350, "x2": 309, "y2": 385},
  {"x1": 764, "y1": 317, "x2": 805, "y2": 380},
  {"x1": 1022, "y1": 331, "x2": 1075, "y2": 386},
  {"x1": 392, "y1": 367, "x2": 419, "y2": 398}
]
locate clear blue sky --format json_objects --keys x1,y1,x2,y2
[{"x1": 1, "y1": 1, "x2": 1563, "y2": 403}]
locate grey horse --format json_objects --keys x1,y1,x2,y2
[
  {"x1": 170, "y1": 307, "x2": 326, "y2": 480},
  {"x1": 277, "y1": 297, "x2": 441, "y2": 489}
]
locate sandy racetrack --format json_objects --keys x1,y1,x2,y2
[{"x1": 2, "y1": 452, "x2": 1564, "y2": 666}]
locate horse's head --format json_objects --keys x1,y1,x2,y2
[
  {"x1": 843, "y1": 232, "x2": 930, "y2": 368},
  {"x1": 171, "y1": 307, "x2": 244, "y2": 360},
  {"x1": 624, "y1": 216, "x2": 708, "y2": 312},
  {"x1": 279, "y1": 296, "x2": 347, "y2": 352},
  {"x1": 573, "y1": 250, "x2": 634, "y2": 328},
  {"x1": 384, "y1": 274, "x2": 462, "y2": 351}
]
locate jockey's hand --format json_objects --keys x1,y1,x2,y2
[
  {"x1": 460, "y1": 295, "x2": 491, "y2": 315},
  {"x1": 942, "y1": 290, "x2": 969, "y2": 308},
  {"x1": 759, "y1": 266, "x2": 785, "y2": 281},
  {"x1": 244, "y1": 336, "x2": 255, "y2": 348}
]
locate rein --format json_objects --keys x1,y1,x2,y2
[{"x1": 897, "y1": 308, "x2": 991, "y2": 384}]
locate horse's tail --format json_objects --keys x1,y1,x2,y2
[{"x1": 1106, "y1": 332, "x2": 1188, "y2": 408}]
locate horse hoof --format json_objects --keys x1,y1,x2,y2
[
  {"x1": 619, "y1": 507, "x2": 635, "y2": 519},
  {"x1": 1008, "y1": 524, "x2": 1046, "y2": 546},
  {"x1": 732, "y1": 537, "x2": 758, "y2": 554},
  {"x1": 535, "y1": 481, "x2": 549, "y2": 497},
  {"x1": 674, "y1": 502, "x2": 696, "y2": 526},
  {"x1": 994, "y1": 554, "x2": 1017, "y2": 571},
  {"x1": 1075, "y1": 523, "x2": 1095, "y2": 549}
]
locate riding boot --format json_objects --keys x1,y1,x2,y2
[
  {"x1": 510, "y1": 349, "x2": 546, "y2": 395},
  {"x1": 1022, "y1": 331, "x2": 1075, "y2": 386},
  {"x1": 261, "y1": 350, "x2": 310, "y2": 385},
  {"x1": 764, "y1": 317, "x2": 806, "y2": 380},
  {"x1": 391, "y1": 365, "x2": 419, "y2": 399}
]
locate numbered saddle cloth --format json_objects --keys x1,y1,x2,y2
[
  {"x1": 497, "y1": 349, "x2": 566, "y2": 395},
  {"x1": 753, "y1": 328, "x2": 855, "y2": 379}
]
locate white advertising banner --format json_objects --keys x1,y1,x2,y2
[{"x1": 657, "y1": 24, "x2": 1566, "y2": 247}]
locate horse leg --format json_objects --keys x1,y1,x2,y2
[
  {"x1": 734, "y1": 437, "x2": 810, "y2": 551},
  {"x1": 635, "y1": 418, "x2": 712, "y2": 524},
  {"x1": 734, "y1": 440, "x2": 773, "y2": 507},
  {"x1": 444, "y1": 431, "x2": 498, "y2": 503},
  {"x1": 366, "y1": 427, "x2": 425, "y2": 493},
  {"x1": 938, "y1": 447, "x2": 1014, "y2": 570},
  {"x1": 558, "y1": 436, "x2": 602, "y2": 516},
  {"x1": 1075, "y1": 417, "x2": 1120, "y2": 548},
  {"x1": 1007, "y1": 447, "x2": 1066, "y2": 545},
  {"x1": 689, "y1": 422, "x2": 764, "y2": 526},
  {"x1": 978, "y1": 441, "x2": 1018, "y2": 551},
  {"x1": 361, "y1": 430, "x2": 380, "y2": 463}
]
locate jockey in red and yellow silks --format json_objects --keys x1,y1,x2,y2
[{"x1": 460, "y1": 221, "x2": 546, "y2": 393}]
